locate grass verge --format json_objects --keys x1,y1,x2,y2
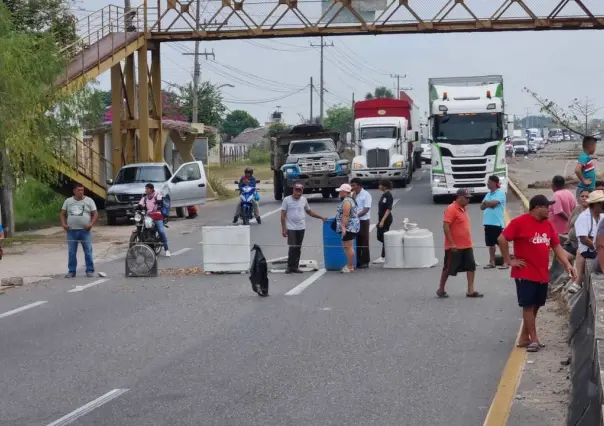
[
  {"x1": 206, "y1": 163, "x2": 272, "y2": 182},
  {"x1": 14, "y1": 179, "x2": 63, "y2": 232},
  {"x1": 207, "y1": 174, "x2": 237, "y2": 199}
]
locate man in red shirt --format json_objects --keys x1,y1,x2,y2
[
  {"x1": 437, "y1": 189, "x2": 483, "y2": 298},
  {"x1": 498, "y1": 194, "x2": 577, "y2": 352}
]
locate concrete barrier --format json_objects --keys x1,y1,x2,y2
[{"x1": 564, "y1": 261, "x2": 604, "y2": 425}]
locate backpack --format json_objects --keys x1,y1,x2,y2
[
  {"x1": 161, "y1": 195, "x2": 171, "y2": 218},
  {"x1": 249, "y1": 244, "x2": 269, "y2": 297}
]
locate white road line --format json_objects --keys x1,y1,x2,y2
[
  {"x1": 46, "y1": 389, "x2": 129, "y2": 426},
  {"x1": 266, "y1": 255, "x2": 288, "y2": 263},
  {"x1": 67, "y1": 279, "x2": 109, "y2": 293},
  {"x1": 0, "y1": 301, "x2": 47, "y2": 319},
  {"x1": 285, "y1": 269, "x2": 327, "y2": 296},
  {"x1": 171, "y1": 247, "x2": 192, "y2": 256},
  {"x1": 405, "y1": 185, "x2": 414, "y2": 192},
  {"x1": 258, "y1": 206, "x2": 282, "y2": 220},
  {"x1": 369, "y1": 198, "x2": 400, "y2": 232}
]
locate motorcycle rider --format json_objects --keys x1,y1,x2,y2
[
  {"x1": 138, "y1": 183, "x2": 171, "y2": 257},
  {"x1": 233, "y1": 167, "x2": 261, "y2": 224}
]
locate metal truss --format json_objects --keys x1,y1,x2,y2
[{"x1": 144, "y1": 0, "x2": 604, "y2": 41}]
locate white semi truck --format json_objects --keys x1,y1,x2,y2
[{"x1": 428, "y1": 75, "x2": 508, "y2": 203}]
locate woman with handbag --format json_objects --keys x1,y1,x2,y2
[{"x1": 335, "y1": 183, "x2": 360, "y2": 273}]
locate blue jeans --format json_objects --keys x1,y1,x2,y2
[
  {"x1": 154, "y1": 219, "x2": 169, "y2": 251},
  {"x1": 67, "y1": 229, "x2": 94, "y2": 275}
]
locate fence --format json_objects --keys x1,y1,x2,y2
[{"x1": 219, "y1": 144, "x2": 249, "y2": 166}]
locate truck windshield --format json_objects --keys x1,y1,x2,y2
[
  {"x1": 434, "y1": 113, "x2": 502, "y2": 144},
  {"x1": 360, "y1": 126, "x2": 397, "y2": 139},
  {"x1": 289, "y1": 139, "x2": 336, "y2": 154},
  {"x1": 114, "y1": 166, "x2": 166, "y2": 184}
]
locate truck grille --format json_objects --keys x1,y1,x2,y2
[
  {"x1": 366, "y1": 149, "x2": 390, "y2": 168},
  {"x1": 298, "y1": 158, "x2": 336, "y2": 173},
  {"x1": 116, "y1": 194, "x2": 144, "y2": 203},
  {"x1": 450, "y1": 158, "x2": 487, "y2": 182}
]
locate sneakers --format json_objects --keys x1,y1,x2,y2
[
  {"x1": 256, "y1": 216, "x2": 262, "y2": 224},
  {"x1": 85, "y1": 272, "x2": 94, "y2": 278},
  {"x1": 233, "y1": 216, "x2": 238, "y2": 224},
  {"x1": 373, "y1": 257, "x2": 385, "y2": 264},
  {"x1": 165, "y1": 250, "x2": 171, "y2": 258}
]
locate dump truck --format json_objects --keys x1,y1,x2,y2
[
  {"x1": 271, "y1": 124, "x2": 350, "y2": 201},
  {"x1": 428, "y1": 75, "x2": 508, "y2": 203}
]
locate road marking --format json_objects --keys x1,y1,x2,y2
[
  {"x1": 266, "y1": 255, "x2": 288, "y2": 264},
  {"x1": 369, "y1": 198, "x2": 400, "y2": 232},
  {"x1": 0, "y1": 301, "x2": 47, "y2": 319},
  {"x1": 285, "y1": 269, "x2": 326, "y2": 296},
  {"x1": 67, "y1": 279, "x2": 109, "y2": 293},
  {"x1": 46, "y1": 388, "x2": 129, "y2": 426},
  {"x1": 171, "y1": 247, "x2": 192, "y2": 256},
  {"x1": 483, "y1": 208, "x2": 527, "y2": 426},
  {"x1": 258, "y1": 206, "x2": 282, "y2": 221},
  {"x1": 405, "y1": 185, "x2": 414, "y2": 192}
]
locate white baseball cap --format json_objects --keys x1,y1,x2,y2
[{"x1": 336, "y1": 183, "x2": 352, "y2": 192}]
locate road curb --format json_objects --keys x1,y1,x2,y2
[{"x1": 508, "y1": 179, "x2": 529, "y2": 211}]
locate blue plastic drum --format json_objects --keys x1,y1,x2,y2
[{"x1": 323, "y1": 218, "x2": 357, "y2": 271}]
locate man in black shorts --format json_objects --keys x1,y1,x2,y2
[
  {"x1": 481, "y1": 175, "x2": 508, "y2": 269},
  {"x1": 498, "y1": 195, "x2": 577, "y2": 352}
]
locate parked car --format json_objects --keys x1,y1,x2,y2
[
  {"x1": 531, "y1": 136, "x2": 545, "y2": 150},
  {"x1": 513, "y1": 138, "x2": 529, "y2": 155},
  {"x1": 105, "y1": 161, "x2": 207, "y2": 225}
]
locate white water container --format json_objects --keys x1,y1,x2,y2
[
  {"x1": 402, "y1": 228, "x2": 438, "y2": 268},
  {"x1": 383, "y1": 230, "x2": 405, "y2": 269},
  {"x1": 202, "y1": 225, "x2": 250, "y2": 272}
]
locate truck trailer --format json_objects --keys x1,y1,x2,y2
[
  {"x1": 428, "y1": 75, "x2": 508, "y2": 202},
  {"x1": 351, "y1": 98, "x2": 420, "y2": 187}
]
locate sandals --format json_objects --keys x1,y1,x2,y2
[
  {"x1": 436, "y1": 290, "x2": 449, "y2": 298},
  {"x1": 517, "y1": 342, "x2": 546, "y2": 349},
  {"x1": 466, "y1": 291, "x2": 484, "y2": 298},
  {"x1": 498, "y1": 265, "x2": 510, "y2": 270},
  {"x1": 526, "y1": 342, "x2": 542, "y2": 352},
  {"x1": 483, "y1": 264, "x2": 496, "y2": 269}
]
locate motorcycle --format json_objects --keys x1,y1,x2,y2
[
  {"x1": 234, "y1": 180, "x2": 261, "y2": 226},
  {"x1": 129, "y1": 205, "x2": 164, "y2": 255}
]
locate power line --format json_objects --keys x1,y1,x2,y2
[{"x1": 309, "y1": 37, "x2": 333, "y2": 124}]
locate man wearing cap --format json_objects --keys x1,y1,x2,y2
[
  {"x1": 281, "y1": 183, "x2": 327, "y2": 274},
  {"x1": 438, "y1": 188, "x2": 483, "y2": 298},
  {"x1": 351, "y1": 178, "x2": 372, "y2": 268},
  {"x1": 498, "y1": 194, "x2": 577, "y2": 352},
  {"x1": 567, "y1": 190, "x2": 604, "y2": 293}
]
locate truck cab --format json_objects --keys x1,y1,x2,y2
[{"x1": 429, "y1": 75, "x2": 508, "y2": 202}]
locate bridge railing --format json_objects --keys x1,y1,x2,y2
[{"x1": 55, "y1": 135, "x2": 113, "y2": 192}]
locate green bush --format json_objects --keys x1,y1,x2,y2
[
  {"x1": 247, "y1": 147, "x2": 271, "y2": 165},
  {"x1": 14, "y1": 179, "x2": 64, "y2": 231},
  {"x1": 207, "y1": 174, "x2": 235, "y2": 199}
]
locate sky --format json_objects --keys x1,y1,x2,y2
[{"x1": 75, "y1": 0, "x2": 604, "y2": 126}]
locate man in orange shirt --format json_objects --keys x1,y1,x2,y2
[{"x1": 437, "y1": 188, "x2": 484, "y2": 298}]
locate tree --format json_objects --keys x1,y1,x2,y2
[
  {"x1": 177, "y1": 81, "x2": 226, "y2": 127},
  {"x1": 222, "y1": 110, "x2": 260, "y2": 138},
  {"x1": 524, "y1": 87, "x2": 604, "y2": 137},
  {"x1": 0, "y1": 2, "x2": 81, "y2": 235},
  {"x1": 365, "y1": 86, "x2": 395, "y2": 100},
  {"x1": 324, "y1": 105, "x2": 353, "y2": 137},
  {"x1": 2, "y1": 0, "x2": 76, "y2": 47}
]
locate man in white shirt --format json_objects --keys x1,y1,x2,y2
[
  {"x1": 569, "y1": 190, "x2": 604, "y2": 293},
  {"x1": 351, "y1": 178, "x2": 372, "y2": 268}
]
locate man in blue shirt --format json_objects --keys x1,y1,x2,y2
[
  {"x1": 481, "y1": 175, "x2": 508, "y2": 269},
  {"x1": 575, "y1": 136, "x2": 597, "y2": 198},
  {"x1": 233, "y1": 167, "x2": 261, "y2": 224}
]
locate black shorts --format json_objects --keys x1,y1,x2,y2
[
  {"x1": 515, "y1": 279, "x2": 548, "y2": 307},
  {"x1": 342, "y1": 232, "x2": 357, "y2": 241},
  {"x1": 581, "y1": 250, "x2": 597, "y2": 259},
  {"x1": 443, "y1": 248, "x2": 476, "y2": 276},
  {"x1": 484, "y1": 225, "x2": 503, "y2": 247}
]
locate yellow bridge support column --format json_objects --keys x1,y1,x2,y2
[
  {"x1": 137, "y1": 41, "x2": 151, "y2": 163},
  {"x1": 110, "y1": 64, "x2": 124, "y2": 178},
  {"x1": 150, "y1": 42, "x2": 164, "y2": 162}
]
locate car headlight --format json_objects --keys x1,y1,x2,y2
[
  {"x1": 394, "y1": 161, "x2": 403, "y2": 168},
  {"x1": 432, "y1": 174, "x2": 446, "y2": 184},
  {"x1": 106, "y1": 194, "x2": 117, "y2": 203},
  {"x1": 134, "y1": 212, "x2": 142, "y2": 222},
  {"x1": 353, "y1": 162, "x2": 363, "y2": 169}
]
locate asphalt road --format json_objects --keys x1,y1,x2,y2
[{"x1": 0, "y1": 168, "x2": 522, "y2": 426}]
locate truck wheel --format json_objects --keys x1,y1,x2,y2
[
  {"x1": 400, "y1": 178, "x2": 408, "y2": 188},
  {"x1": 106, "y1": 212, "x2": 117, "y2": 226},
  {"x1": 176, "y1": 207, "x2": 186, "y2": 218},
  {"x1": 284, "y1": 185, "x2": 293, "y2": 198},
  {"x1": 331, "y1": 189, "x2": 339, "y2": 198},
  {"x1": 433, "y1": 195, "x2": 445, "y2": 204},
  {"x1": 322, "y1": 189, "x2": 331, "y2": 199},
  {"x1": 415, "y1": 153, "x2": 422, "y2": 170},
  {"x1": 273, "y1": 171, "x2": 283, "y2": 201}
]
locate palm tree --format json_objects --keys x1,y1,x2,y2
[{"x1": 364, "y1": 86, "x2": 395, "y2": 100}]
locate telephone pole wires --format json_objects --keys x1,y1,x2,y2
[
  {"x1": 390, "y1": 73, "x2": 407, "y2": 97},
  {"x1": 310, "y1": 37, "x2": 333, "y2": 124}
]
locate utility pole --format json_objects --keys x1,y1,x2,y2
[
  {"x1": 310, "y1": 37, "x2": 333, "y2": 124},
  {"x1": 390, "y1": 74, "x2": 406, "y2": 97},
  {"x1": 181, "y1": 0, "x2": 216, "y2": 124},
  {"x1": 351, "y1": 92, "x2": 355, "y2": 149},
  {"x1": 310, "y1": 77, "x2": 314, "y2": 124}
]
